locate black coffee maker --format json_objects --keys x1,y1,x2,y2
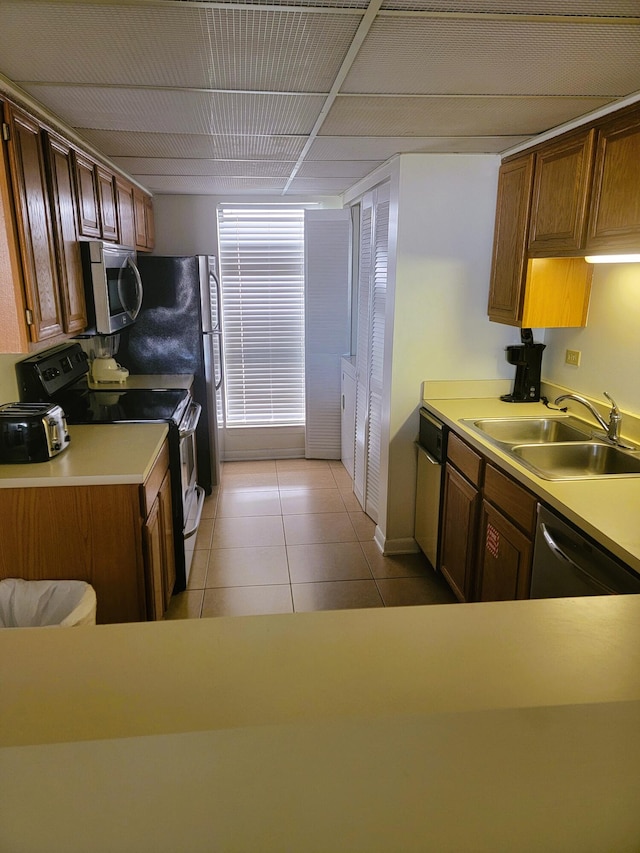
[{"x1": 500, "y1": 328, "x2": 546, "y2": 403}]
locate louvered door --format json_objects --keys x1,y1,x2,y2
[
  {"x1": 353, "y1": 194, "x2": 373, "y2": 511},
  {"x1": 353, "y1": 182, "x2": 390, "y2": 523}
]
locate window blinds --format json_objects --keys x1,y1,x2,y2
[{"x1": 217, "y1": 206, "x2": 306, "y2": 426}]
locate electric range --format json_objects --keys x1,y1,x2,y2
[{"x1": 15, "y1": 342, "x2": 204, "y2": 592}]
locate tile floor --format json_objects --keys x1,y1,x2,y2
[{"x1": 165, "y1": 458, "x2": 457, "y2": 619}]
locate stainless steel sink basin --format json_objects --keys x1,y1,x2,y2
[
  {"x1": 465, "y1": 416, "x2": 592, "y2": 446},
  {"x1": 510, "y1": 442, "x2": 640, "y2": 480}
]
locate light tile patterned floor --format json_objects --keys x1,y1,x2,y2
[{"x1": 165, "y1": 459, "x2": 457, "y2": 619}]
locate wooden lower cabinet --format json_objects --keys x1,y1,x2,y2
[
  {"x1": 476, "y1": 501, "x2": 533, "y2": 601},
  {"x1": 143, "y1": 468, "x2": 175, "y2": 619},
  {"x1": 0, "y1": 442, "x2": 175, "y2": 624},
  {"x1": 439, "y1": 463, "x2": 481, "y2": 602},
  {"x1": 437, "y1": 432, "x2": 537, "y2": 603}
]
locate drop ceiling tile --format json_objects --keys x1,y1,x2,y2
[
  {"x1": 286, "y1": 177, "x2": 361, "y2": 194},
  {"x1": 112, "y1": 158, "x2": 295, "y2": 178},
  {"x1": 380, "y1": 1, "x2": 640, "y2": 12},
  {"x1": 78, "y1": 130, "x2": 307, "y2": 161},
  {"x1": 138, "y1": 175, "x2": 289, "y2": 195},
  {"x1": 0, "y1": 1, "x2": 362, "y2": 92},
  {"x1": 306, "y1": 135, "x2": 531, "y2": 159},
  {"x1": 21, "y1": 85, "x2": 325, "y2": 136},
  {"x1": 296, "y1": 160, "x2": 385, "y2": 177},
  {"x1": 342, "y1": 18, "x2": 640, "y2": 96},
  {"x1": 321, "y1": 95, "x2": 613, "y2": 137}
]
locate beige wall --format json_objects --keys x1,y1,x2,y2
[
  {"x1": 0, "y1": 353, "x2": 21, "y2": 403},
  {"x1": 542, "y1": 262, "x2": 640, "y2": 414}
]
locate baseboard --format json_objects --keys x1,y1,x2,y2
[{"x1": 374, "y1": 529, "x2": 420, "y2": 556}]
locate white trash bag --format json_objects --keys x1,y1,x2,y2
[{"x1": 0, "y1": 578, "x2": 97, "y2": 627}]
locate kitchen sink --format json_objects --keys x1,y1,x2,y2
[
  {"x1": 510, "y1": 442, "x2": 640, "y2": 480},
  {"x1": 464, "y1": 416, "x2": 593, "y2": 446}
]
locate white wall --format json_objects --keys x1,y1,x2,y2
[
  {"x1": 543, "y1": 262, "x2": 640, "y2": 414},
  {"x1": 152, "y1": 194, "x2": 342, "y2": 256},
  {"x1": 382, "y1": 154, "x2": 519, "y2": 549}
]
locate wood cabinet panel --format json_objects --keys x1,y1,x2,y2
[
  {"x1": 159, "y1": 469, "x2": 176, "y2": 610},
  {"x1": 74, "y1": 151, "x2": 101, "y2": 237},
  {"x1": 483, "y1": 464, "x2": 537, "y2": 536},
  {"x1": 447, "y1": 432, "x2": 483, "y2": 487},
  {"x1": 0, "y1": 484, "x2": 146, "y2": 623},
  {"x1": 133, "y1": 187, "x2": 148, "y2": 249},
  {"x1": 97, "y1": 165, "x2": 118, "y2": 242},
  {"x1": 0, "y1": 441, "x2": 174, "y2": 623},
  {"x1": 144, "y1": 193, "x2": 155, "y2": 250},
  {"x1": 477, "y1": 501, "x2": 533, "y2": 601},
  {"x1": 4, "y1": 104, "x2": 64, "y2": 342},
  {"x1": 528, "y1": 128, "x2": 595, "y2": 256},
  {"x1": 439, "y1": 463, "x2": 480, "y2": 602},
  {"x1": 0, "y1": 102, "x2": 30, "y2": 352},
  {"x1": 44, "y1": 132, "x2": 87, "y2": 334},
  {"x1": 489, "y1": 153, "x2": 592, "y2": 329},
  {"x1": 487, "y1": 154, "x2": 533, "y2": 326},
  {"x1": 115, "y1": 178, "x2": 136, "y2": 249},
  {"x1": 587, "y1": 108, "x2": 640, "y2": 253},
  {"x1": 143, "y1": 495, "x2": 165, "y2": 621}
]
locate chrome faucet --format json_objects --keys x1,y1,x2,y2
[{"x1": 554, "y1": 391, "x2": 624, "y2": 444}]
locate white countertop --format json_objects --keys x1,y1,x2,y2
[
  {"x1": 422, "y1": 395, "x2": 640, "y2": 574},
  {"x1": 0, "y1": 423, "x2": 168, "y2": 487},
  {"x1": 1, "y1": 597, "x2": 640, "y2": 851}
]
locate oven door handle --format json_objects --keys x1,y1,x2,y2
[
  {"x1": 179, "y1": 401, "x2": 202, "y2": 438},
  {"x1": 183, "y1": 485, "x2": 205, "y2": 539}
]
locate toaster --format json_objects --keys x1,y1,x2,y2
[{"x1": 0, "y1": 403, "x2": 70, "y2": 463}]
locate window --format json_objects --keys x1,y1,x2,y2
[{"x1": 217, "y1": 205, "x2": 306, "y2": 426}]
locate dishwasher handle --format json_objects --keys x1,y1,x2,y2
[{"x1": 540, "y1": 522, "x2": 617, "y2": 595}]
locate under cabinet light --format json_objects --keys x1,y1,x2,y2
[{"x1": 585, "y1": 254, "x2": 640, "y2": 264}]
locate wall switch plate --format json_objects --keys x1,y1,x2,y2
[{"x1": 565, "y1": 349, "x2": 581, "y2": 366}]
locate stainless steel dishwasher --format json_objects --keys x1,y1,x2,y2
[
  {"x1": 414, "y1": 408, "x2": 447, "y2": 569},
  {"x1": 530, "y1": 504, "x2": 640, "y2": 597}
]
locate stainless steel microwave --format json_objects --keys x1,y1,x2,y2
[{"x1": 81, "y1": 241, "x2": 143, "y2": 334}]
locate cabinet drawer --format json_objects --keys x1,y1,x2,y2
[
  {"x1": 483, "y1": 464, "x2": 537, "y2": 536},
  {"x1": 447, "y1": 433, "x2": 483, "y2": 487},
  {"x1": 141, "y1": 441, "x2": 170, "y2": 517}
]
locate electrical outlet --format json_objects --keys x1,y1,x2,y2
[{"x1": 565, "y1": 349, "x2": 581, "y2": 366}]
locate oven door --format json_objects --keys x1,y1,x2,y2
[{"x1": 178, "y1": 401, "x2": 206, "y2": 579}]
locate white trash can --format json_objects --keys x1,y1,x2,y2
[{"x1": 0, "y1": 578, "x2": 97, "y2": 627}]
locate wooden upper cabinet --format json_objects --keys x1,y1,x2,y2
[
  {"x1": 96, "y1": 165, "x2": 118, "y2": 242},
  {"x1": 133, "y1": 186, "x2": 154, "y2": 251},
  {"x1": 3, "y1": 103, "x2": 64, "y2": 342},
  {"x1": 115, "y1": 178, "x2": 136, "y2": 249},
  {"x1": 44, "y1": 132, "x2": 87, "y2": 334},
  {"x1": 528, "y1": 128, "x2": 596, "y2": 256},
  {"x1": 144, "y1": 193, "x2": 155, "y2": 250},
  {"x1": 73, "y1": 151, "x2": 101, "y2": 237},
  {"x1": 488, "y1": 152, "x2": 593, "y2": 329},
  {"x1": 586, "y1": 107, "x2": 640, "y2": 253},
  {"x1": 487, "y1": 154, "x2": 534, "y2": 325}
]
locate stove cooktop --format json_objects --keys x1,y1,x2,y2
[{"x1": 56, "y1": 387, "x2": 191, "y2": 426}]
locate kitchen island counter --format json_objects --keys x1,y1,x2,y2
[
  {"x1": 1, "y1": 595, "x2": 640, "y2": 851},
  {"x1": 0, "y1": 423, "x2": 168, "y2": 488}
]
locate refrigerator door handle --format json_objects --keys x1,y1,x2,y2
[
  {"x1": 210, "y1": 270, "x2": 222, "y2": 334},
  {"x1": 215, "y1": 330, "x2": 224, "y2": 391}
]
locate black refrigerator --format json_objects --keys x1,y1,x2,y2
[{"x1": 116, "y1": 254, "x2": 223, "y2": 493}]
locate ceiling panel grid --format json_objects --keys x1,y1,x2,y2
[
  {"x1": 341, "y1": 18, "x2": 640, "y2": 95},
  {"x1": 0, "y1": 0, "x2": 639, "y2": 196}
]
